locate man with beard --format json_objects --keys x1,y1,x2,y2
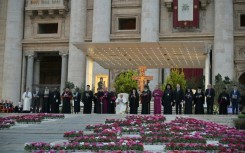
[
  {"x1": 73, "y1": 88, "x2": 81, "y2": 114},
  {"x1": 50, "y1": 88, "x2": 60, "y2": 113},
  {"x1": 82, "y1": 85, "x2": 93, "y2": 114},
  {"x1": 162, "y1": 84, "x2": 174, "y2": 114},
  {"x1": 108, "y1": 88, "x2": 117, "y2": 114},
  {"x1": 218, "y1": 87, "x2": 230, "y2": 114},
  {"x1": 141, "y1": 85, "x2": 151, "y2": 114},
  {"x1": 129, "y1": 88, "x2": 139, "y2": 114},
  {"x1": 194, "y1": 87, "x2": 205, "y2": 114}
]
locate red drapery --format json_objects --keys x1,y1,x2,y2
[
  {"x1": 173, "y1": 0, "x2": 199, "y2": 28},
  {"x1": 180, "y1": 68, "x2": 203, "y2": 80}
]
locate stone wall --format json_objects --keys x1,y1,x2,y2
[{"x1": 0, "y1": 0, "x2": 8, "y2": 99}]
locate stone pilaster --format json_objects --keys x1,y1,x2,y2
[
  {"x1": 213, "y1": 0, "x2": 234, "y2": 81},
  {"x1": 67, "y1": 0, "x2": 87, "y2": 88},
  {"x1": 92, "y1": 0, "x2": 111, "y2": 88},
  {"x1": 60, "y1": 51, "x2": 68, "y2": 92},
  {"x1": 33, "y1": 59, "x2": 40, "y2": 85},
  {"x1": 2, "y1": 0, "x2": 24, "y2": 104},
  {"x1": 141, "y1": 0, "x2": 160, "y2": 91},
  {"x1": 25, "y1": 51, "x2": 35, "y2": 92}
]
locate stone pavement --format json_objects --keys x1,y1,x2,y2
[{"x1": 0, "y1": 113, "x2": 238, "y2": 153}]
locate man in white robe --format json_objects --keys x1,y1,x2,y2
[
  {"x1": 22, "y1": 88, "x2": 32, "y2": 112},
  {"x1": 115, "y1": 94, "x2": 128, "y2": 114}
]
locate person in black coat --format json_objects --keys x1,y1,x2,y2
[
  {"x1": 96, "y1": 88, "x2": 104, "y2": 114},
  {"x1": 82, "y1": 85, "x2": 93, "y2": 114},
  {"x1": 205, "y1": 84, "x2": 215, "y2": 114},
  {"x1": 73, "y1": 88, "x2": 81, "y2": 114},
  {"x1": 173, "y1": 84, "x2": 184, "y2": 114},
  {"x1": 218, "y1": 87, "x2": 230, "y2": 115},
  {"x1": 129, "y1": 88, "x2": 139, "y2": 114},
  {"x1": 162, "y1": 84, "x2": 174, "y2": 114},
  {"x1": 108, "y1": 88, "x2": 117, "y2": 114},
  {"x1": 141, "y1": 85, "x2": 152, "y2": 114},
  {"x1": 50, "y1": 88, "x2": 61, "y2": 113},
  {"x1": 42, "y1": 87, "x2": 51, "y2": 113},
  {"x1": 194, "y1": 87, "x2": 205, "y2": 114},
  {"x1": 184, "y1": 88, "x2": 193, "y2": 114}
]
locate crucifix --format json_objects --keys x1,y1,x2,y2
[{"x1": 132, "y1": 66, "x2": 153, "y2": 92}]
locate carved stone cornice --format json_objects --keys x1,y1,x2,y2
[{"x1": 25, "y1": 0, "x2": 69, "y2": 18}]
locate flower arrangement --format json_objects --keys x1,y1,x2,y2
[
  {"x1": 171, "y1": 135, "x2": 206, "y2": 144},
  {"x1": 24, "y1": 115, "x2": 245, "y2": 152},
  {"x1": 16, "y1": 115, "x2": 43, "y2": 124},
  {"x1": 24, "y1": 142, "x2": 51, "y2": 152},
  {"x1": 63, "y1": 130, "x2": 83, "y2": 138},
  {"x1": 38, "y1": 113, "x2": 65, "y2": 119}
]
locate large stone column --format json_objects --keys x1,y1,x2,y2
[
  {"x1": 2, "y1": 0, "x2": 24, "y2": 104},
  {"x1": 86, "y1": 57, "x2": 93, "y2": 87},
  {"x1": 205, "y1": 51, "x2": 210, "y2": 88},
  {"x1": 20, "y1": 54, "x2": 27, "y2": 101},
  {"x1": 60, "y1": 52, "x2": 68, "y2": 92},
  {"x1": 67, "y1": 0, "x2": 87, "y2": 88},
  {"x1": 33, "y1": 59, "x2": 40, "y2": 85},
  {"x1": 26, "y1": 52, "x2": 34, "y2": 92},
  {"x1": 92, "y1": 0, "x2": 111, "y2": 88},
  {"x1": 141, "y1": 0, "x2": 160, "y2": 90},
  {"x1": 213, "y1": 0, "x2": 234, "y2": 81}
]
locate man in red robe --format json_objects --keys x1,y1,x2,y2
[{"x1": 153, "y1": 85, "x2": 163, "y2": 114}]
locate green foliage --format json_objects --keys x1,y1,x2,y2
[
  {"x1": 65, "y1": 81, "x2": 75, "y2": 89},
  {"x1": 162, "y1": 68, "x2": 187, "y2": 90},
  {"x1": 233, "y1": 119, "x2": 245, "y2": 130},
  {"x1": 213, "y1": 73, "x2": 245, "y2": 110},
  {"x1": 186, "y1": 76, "x2": 204, "y2": 90},
  {"x1": 114, "y1": 70, "x2": 138, "y2": 93}
]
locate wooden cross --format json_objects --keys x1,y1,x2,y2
[{"x1": 132, "y1": 66, "x2": 153, "y2": 92}]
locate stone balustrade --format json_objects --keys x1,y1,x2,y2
[{"x1": 25, "y1": 0, "x2": 68, "y2": 18}]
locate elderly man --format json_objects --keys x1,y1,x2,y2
[
  {"x1": 205, "y1": 84, "x2": 215, "y2": 114},
  {"x1": 115, "y1": 94, "x2": 127, "y2": 114},
  {"x1": 22, "y1": 87, "x2": 32, "y2": 113},
  {"x1": 32, "y1": 87, "x2": 42, "y2": 113}
]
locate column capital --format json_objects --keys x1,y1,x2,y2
[
  {"x1": 24, "y1": 51, "x2": 36, "y2": 58},
  {"x1": 59, "y1": 50, "x2": 69, "y2": 56}
]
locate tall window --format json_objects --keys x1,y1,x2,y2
[
  {"x1": 38, "y1": 23, "x2": 58, "y2": 34},
  {"x1": 118, "y1": 18, "x2": 136, "y2": 30},
  {"x1": 240, "y1": 14, "x2": 245, "y2": 27}
]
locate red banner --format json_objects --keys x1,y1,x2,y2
[{"x1": 173, "y1": 0, "x2": 199, "y2": 28}]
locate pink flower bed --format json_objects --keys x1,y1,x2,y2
[{"x1": 24, "y1": 115, "x2": 245, "y2": 152}]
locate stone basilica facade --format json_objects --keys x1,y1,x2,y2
[{"x1": 0, "y1": 0, "x2": 244, "y2": 105}]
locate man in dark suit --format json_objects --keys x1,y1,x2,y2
[
  {"x1": 205, "y1": 84, "x2": 215, "y2": 114},
  {"x1": 230, "y1": 85, "x2": 241, "y2": 115},
  {"x1": 173, "y1": 84, "x2": 184, "y2": 114},
  {"x1": 32, "y1": 87, "x2": 42, "y2": 113}
]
